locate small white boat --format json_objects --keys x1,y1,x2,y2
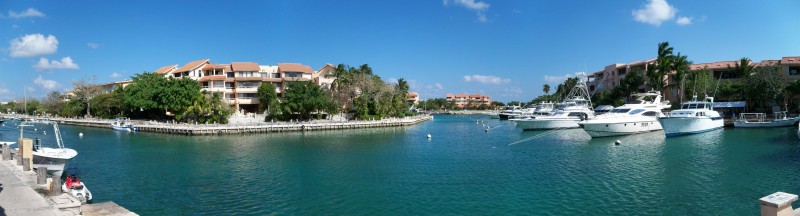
[
  {"x1": 62, "y1": 175, "x2": 93, "y2": 204},
  {"x1": 658, "y1": 95, "x2": 724, "y2": 137},
  {"x1": 32, "y1": 124, "x2": 77, "y2": 178},
  {"x1": 733, "y1": 112, "x2": 799, "y2": 128},
  {"x1": 111, "y1": 117, "x2": 138, "y2": 131}
]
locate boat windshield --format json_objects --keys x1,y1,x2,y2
[
  {"x1": 682, "y1": 103, "x2": 706, "y2": 109},
  {"x1": 610, "y1": 108, "x2": 631, "y2": 113},
  {"x1": 628, "y1": 109, "x2": 646, "y2": 115}
]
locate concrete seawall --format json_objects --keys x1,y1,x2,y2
[{"x1": 50, "y1": 115, "x2": 433, "y2": 136}]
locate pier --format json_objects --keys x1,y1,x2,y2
[
  {"x1": 0, "y1": 142, "x2": 137, "y2": 216},
  {"x1": 48, "y1": 115, "x2": 433, "y2": 136}
]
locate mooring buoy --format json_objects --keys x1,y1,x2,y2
[
  {"x1": 615, "y1": 140, "x2": 621, "y2": 145},
  {"x1": 427, "y1": 133, "x2": 432, "y2": 139}
]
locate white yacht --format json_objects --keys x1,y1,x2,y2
[
  {"x1": 111, "y1": 117, "x2": 138, "y2": 131},
  {"x1": 511, "y1": 102, "x2": 555, "y2": 120},
  {"x1": 733, "y1": 112, "x2": 799, "y2": 128},
  {"x1": 498, "y1": 106, "x2": 522, "y2": 120},
  {"x1": 31, "y1": 123, "x2": 77, "y2": 177},
  {"x1": 658, "y1": 95, "x2": 724, "y2": 137},
  {"x1": 578, "y1": 91, "x2": 668, "y2": 138},
  {"x1": 515, "y1": 79, "x2": 594, "y2": 130}
]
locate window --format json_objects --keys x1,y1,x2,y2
[
  {"x1": 238, "y1": 81, "x2": 260, "y2": 88},
  {"x1": 227, "y1": 72, "x2": 234, "y2": 78},
  {"x1": 628, "y1": 109, "x2": 646, "y2": 115},
  {"x1": 642, "y1": 111, "x2": 659, "y2": 117},
  {"x1": 610, "y1": 108, "x2": 631, "y2": 113},
  {"x1": 213, "y1": 81, "x2": 224, "y2": 88},
  {"x1": 790, "y1": 67, "x2": 800, "y2": 76},
  {"x1": 237, "y1": 93, "x2": 257, "y2": 99},
  {"x1": 225, "y1": 82, "x2": 234, "y2": 89},
  {"x1": 272, "y1": 73, "x2": 281, "y2": 78},
  {"x1": 225, "y1": 93, "x2": 234, "y2": 99}
]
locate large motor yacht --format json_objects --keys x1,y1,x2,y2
[
  {"x1": 515, "y1": 78, "x2": 594, "y2": 130},
  {"x1": 658, "y1": 95, "x2": 724, "y2": 137},
  {"x1": 578, "y1": 91, "x2": 669, "y2": 138}
]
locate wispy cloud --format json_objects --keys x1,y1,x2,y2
[
  {"x1": 544, "y1": 74, "x2": 574, "y2": 83},
  {"x1": 8, "y1": 34, "x2": 59, "y2": 58},
  {"x1": 435, "y1": 83, "x2": 444, "y2": 90},
  {"x1": 33, "y1": 57, "x2": 80, "y2": 71},
  {"x1": 463, "y1": 75, "x2": 510, "y2": 84},
  {"x1": 443, "y1": 0, "x2": 490, "y2": 23},
  {"x1": 110, "y1": 72, "x2": 122, "y2": 78},
  {"x1": 33, "y1": 75, "x2": 59, "y2": 90},
  {"x1": 87, "y1": 42, "x2": 100, "y2": 49},
  {"x1": 632, "y1": 0, "x2": 676, "y2": 26},
  {"x1": 8, "y1": 8, "x2": 46, "y2": 19},
  {"x1": 676, "y1": 16, "x2": 692, "y2": 25}
]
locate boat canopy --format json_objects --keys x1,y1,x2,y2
[{"x1": 594, "y1": 105, "x2": 615, "y2": 111}]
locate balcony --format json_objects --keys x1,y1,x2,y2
[{"x1": 236, "y1": 98, "x2": 258, "y2": 104}]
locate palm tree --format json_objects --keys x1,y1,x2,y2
[
  {"x1": 396, "y1": 78, "x2": 409, "y2": 93},
  {"x1": 671, "y1": 53, "x2": 691, "y2": 102},
  {"x1": 543, "y1": 84, "x2": 550, "y2": 94},
  {"x1": 727, "y1": 57, "x2": 755, "y2": 78},
  {"x1": 331, "y1": 64, "x2": 349, "y2": 92},
  {"x1": 651, "y1": 41, "x2": 674, "y2": 93}
]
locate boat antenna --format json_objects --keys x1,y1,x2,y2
[{"x1": 712, "y1": 68, "x2": 723, "y2": 98}]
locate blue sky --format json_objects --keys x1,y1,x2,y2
[{"x1": 1, "y1": 0, "x2": 799, "y2": 102}]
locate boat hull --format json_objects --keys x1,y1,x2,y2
[
  {"x1": 579, "y1": 119, "x2": 662, "y2": 138},
  {"x1": 516, "y1": 118, "x2": 580, "y2": 130},
  {"x1": 31, "y1": 148, "x2": 77, "y2": 178},
  {"x1": 659, "y1": 117, "x2": 724, "y2": 137},
  {"x1": 733, "y1": 118, "x2": 798, "y2": 128}
]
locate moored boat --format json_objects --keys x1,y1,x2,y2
[
  {"x1": 578, "y1": 91, "x2": 668, "y2": 138},
  {"x1": 62, "y1": 174, "x2": 93, "y2": 204},
  {"x1": 733, "y1": 112, "x2": 799, "y2": 128},
  {"x1": 111, "y1": 117, "x2": 138, "y2": 131},
  {"x1": 515, "y1": 76, "x2": 594, "y2": 130},
  {"x1": 658, "y1": 95, "x2": 724, "y2": 137}
]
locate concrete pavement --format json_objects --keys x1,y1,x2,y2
[{"x1": 0, "y1": 159, "x2": 60, "y2": 216}]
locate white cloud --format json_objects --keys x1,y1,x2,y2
[
  {"x1": 435, "y1": 83, "x2": 444, "y2": 90},
  {"x1": 632, "y1": 0, "x2": 677, "y2": 26},
  {"x1": 87, "y1": 42, "x2": 100, "y2": 49},
  {"x1": 33, "y1": 57, "x2": 80, "y2": 71},
  {"x1": 443, "y1": 0, "x2": 490, "y2": 23},
  {"x1": 8, "y1": 34, "x2": 58, "y2": 58},
  {"x1": 33, "y1": 75, "x2": 59, "y2": 90},
  {"x1": 0, "y1": 86, "x2": 11, "y2": 100},
  {"x1": 110, "y1": 72, "x2": 122, "y2": 78},
  {"x1": 544, "y1": 74, "x2": 574, "y2": 83},
  {"x1": 676, "y1": 16, "x2": 692, "y2": 25},
  {"x1": 8, "y1": 8, "x2": 46, "y2": 19},
  {"x1": 25, "y1": 86, "x2": 37, "y2": 93},
  {"x1": 463, "y1": 75, "x2": 510, "y2": 84}
]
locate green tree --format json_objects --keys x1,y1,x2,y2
[
  {"x1": 785, "y1": 80, "x2": 800, "y2": 112},
  {"x1": 280, "y1": 81, "x2": 338, "y2": 120},
  {"x1": 543, "y1": 84, "x2": 550, "y2": 94},
  {"x1": 124, "y1": 72, "x2": 202, "y2": 121},
  {"x1": 727, "y1": 57, "x2": 754, "y2": 78},
  {"x1": 741, "y1": 64, "x2": 784, "y2": 112},
  {"x1": 671, "y1": 53, "x2": 691, "y2": 102},
  {"x1": 42, "y1": 91, "x2": 65, "y2": 116},
  {"x1": 257, "y1": 83, "x2": 278, "y2": 113}
]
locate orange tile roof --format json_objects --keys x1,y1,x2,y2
[
  {"x1": 782, "y1": 56, "x2": 800, "y2": 64},
  {"x1": 231, "y1": 62, "x2": 260, "y2": 72},
  {"x1": 455, "y1": 93, "x2": 468, "y2": 98},
  {"x1": 446, "y1": 93, "x2": 454, "y2": 98},
  {"x1": 482, "y1": 95, "x2": 490, "y2": 98},
  {"x1": 408, "y1": 92, "x2": 418, "y2": 97},
  {"x1": 278, "y1": 63, "x2": 314, "y2": 74},
  {"x1": 154, "y1": 64, "x2": 178, "y2": 74},
  {"x1": 469, "y1": 94, "x2": 481, "y2": 98},
  {"x1": 174, "y1": 59, "x2": 209, "y2": 73}
]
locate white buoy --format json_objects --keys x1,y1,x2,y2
[
  {"x1": 485, "y1": 128, "x2": 489, "y2": 132},
  {"x1": 615, "y1": 140, "x2": 621, "y2": 145},
  {"x1": 427, "y1": 133, "x2": 432, "y2": 139},
  {"x1": 79, "y1": 132, "x2": 84, "y2": 137},
  {"x1": 34, "y1": 128, "x2": 37, "y2": 131}
]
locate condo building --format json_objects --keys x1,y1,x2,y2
[
  {"x1": 586, "y1": 56, "x2": 800, "y2": 104},
  {"x1": 445, "y1": 93, "x2": 491, "y2": 108},
  {"x1": 407, "y1": 92, "x2": 420, "y2": 106},
  {"x1": 145, "y1": 59, "x2": 333, "y2": 113}
]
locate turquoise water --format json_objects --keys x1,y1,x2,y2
[{"x1": 1, "y1": 115, "x2": 799, "y2": 215}]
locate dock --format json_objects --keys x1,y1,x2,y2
[
  {"x1": 49, "y1": 115, "x2": 433, "y2": 136},
  {"x1": 0, "y1": 145, "x2": 137, "y2": 216}
]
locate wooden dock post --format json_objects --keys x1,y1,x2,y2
[
  {"x1": 760, "y1": 192, "x2": 798, "y2": 216},
  {"x1": 18, "y1": 138, "x2": 33, "y2": 170},
  {"x1": 51, "y1": 176, "x2": 62, "y2": 195},
  {"x1": 1, "y1": 143, "x2": 9, "y2": 160},
  {"x1": 36, "y1": 166, "x2": 48, "y2": 184}
]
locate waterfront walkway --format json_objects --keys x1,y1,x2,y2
[
  {"x1": 0, "y1": 159, "x2": 61, "y2": 216},
  {"x1": 43, "y1": 114, "x2": 433, "y2": 136}
]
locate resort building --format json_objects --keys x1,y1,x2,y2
[
  {"x1": 147, "y1": 59, "x2": 333, "y2": 113},
  {"x1": 445, "y1": 93, "x2": 491, "y2": 108},
  {"x1": 407, "y1": 92, "x2": 419, "y2": 106},
  {"x1": 586, "y1": 56, "x2": 800, "y2": 104}
]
